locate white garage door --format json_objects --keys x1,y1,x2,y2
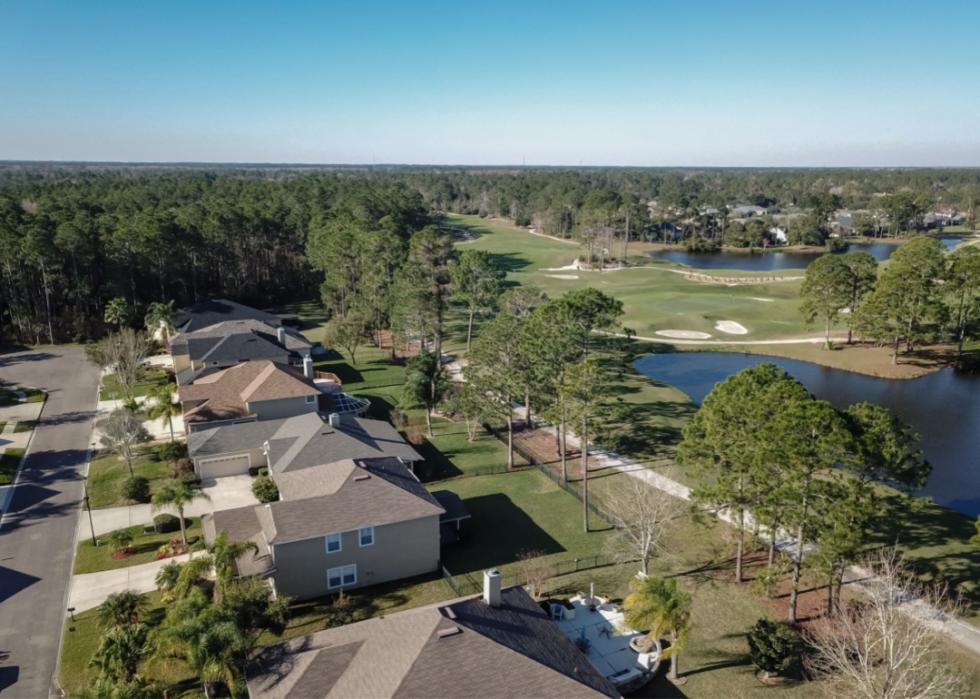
[{"x1": 197, "y1": 454, "x2": 251, "y2": 479}]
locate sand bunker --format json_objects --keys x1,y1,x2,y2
[
  {"x1": 715, "y1": 320, "x2": 748, "y2": 335},
  {"x1": 546, "y1": 274, "x2": 579, "y2": 280},
  {"x1": 750, "y1": 297, "x2": 775, "y2": 302},
  {"x1": 541, "y1": 260, "x2": 581, "y2": 272},
  {"x1": 655, "y1": 329, "x2": 713, "y2": 340}
]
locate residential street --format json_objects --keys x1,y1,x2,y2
[{"x1": 0, "y1": 348, "x2": 100, "y2": 698}]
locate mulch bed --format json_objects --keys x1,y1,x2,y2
[
  {"x1": 513, "y1": 426, "x2": 610, "y2": 481},
  {"x1": 111, "y1": 549, "x2": 134, "y2": 560}
]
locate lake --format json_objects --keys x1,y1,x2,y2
[
  {"x1": 647, "y1": 237, "x2": 963, "y2": 272},
  {"x1": 634, "y1": 351, "x2": 980, "y2": 516}
]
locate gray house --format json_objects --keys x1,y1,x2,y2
[
  {"x1": 174, "y1": 298, "x2": 285, "y2": 334},
  {"x1": 203, "y1": 457, "x2": 459, "y2": 600},
  {"x1": 170, "y1": 318, "x2": 312, "y2": 385},
  {"x1": 246, "y1": 577, "x2": 620, "y2": 698},
  {"x1": 187, "y1": 411, "x2": 421, "y2": 479}
]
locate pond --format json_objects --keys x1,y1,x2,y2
[
  {"x1": 647, "y1": 237, "x2": 964, "y2": 272},
  {"x1": 634, "y1": 352, "x2": 980, "y2": 516}
]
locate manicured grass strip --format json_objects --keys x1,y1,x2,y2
[
  {"x1": 86, "y1": 449, "x2": 172, "y2": 509},
  {"x1": 0, "y1": 448, "x2": 25, "y2": 486},
  {"x1": 0, "y1": 389, "x2": 16, "y2": 406},
  {"x1": 0, "y1": 421, "x2": 6, "y2": 432},
  {"x1": 13, "y1": 420, "x2": 36, "y2": 433},
  {"x1": 18, "y1": 386, "x2": 45, "y2": 403},
  {"x1": 73, "y1": 519, "x2": 202, "y2": 574},
  {"x1": 100, "y1": 367, "x2": 172, "y2": 400}
]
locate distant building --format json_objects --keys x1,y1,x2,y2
[
  {"x1": 729, "y1": 204, "x2": 766, "y2": 218},
  {"x1": 769, "y1": 227, "x2": 788, "y2": 244}
]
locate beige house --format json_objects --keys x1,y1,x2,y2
[
  {"x1": 203, "y1": 457, "x2": 467, "y2": 600},
  {"x1": 246, "y1": 576, "x2": 620, "y2": 698},
  {"x1": 177, "y1": 359, "x2": 332, "y2": 433}
]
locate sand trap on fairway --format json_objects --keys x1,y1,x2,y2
[
  {"x1": 655, "y1": 329, "x2": 713, "y2": 340},
  {"x1": 750, "y1": 297, "x2": 775, "y2": 302},
  {"x1": 715, "y1": 320, "x2": 748, "y2": 335},
  {"x1": 546, "y1": 274, "x2": 579, "y2": 280},
  {"x1": 541, "y1": 260, "x2": 581, "y2": 271}
]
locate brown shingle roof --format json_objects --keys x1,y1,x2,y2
[
  {"x1": 178, "y1": 360, "x2": 319, "y2": 425},
  {"x1": 247, "y1": 586, "x2": 620, "y2": 699}
]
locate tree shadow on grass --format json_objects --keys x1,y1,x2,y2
[
  {"x1": 412, "y1": 439, "x2": 463, "y2": 482},
  {"x1": 440, "y1": 493, "x2": 564, "y2": 573}
]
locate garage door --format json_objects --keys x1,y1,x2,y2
[{"x1": 197, "y1": 454, "x2": 251, "y2": 479}]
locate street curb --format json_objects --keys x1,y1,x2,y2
[{"x1": 0, "y1": 387, "x2": 46, "y2": 522}]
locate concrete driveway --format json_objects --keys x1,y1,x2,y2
[
  {"x1": 68, "y1": 551, "x2": 200, "y2": 614},
  {"x1": 83, "y1": 474, "x2": 259, "y2": 537},
  {"x1": 0, "y1": 347, "x2": 100, "y2": 698}
]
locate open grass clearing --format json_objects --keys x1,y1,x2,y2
[{"x1": 73, "y1": 518, "x2": 203, "y2": 574}]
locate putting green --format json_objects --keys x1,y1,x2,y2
[{"x1": 450, "y1": 214, "x2": 811, "y2": 341}]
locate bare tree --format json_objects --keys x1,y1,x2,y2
[
  {"x1": 99, "y1": 408, "x2": 151, "y2": 477},
  {"x1": 86, "y1": 328, "x2": 153, "y2": 401},
  {"x1": 805, "y1": 548, "x2": 966, "y2": 699},
  {"x1": 518, "y1": 550, "x2": 551, "y2": 599},
  {"x1": 603, "y1": 478, "x2": 683, "y2": 576}
]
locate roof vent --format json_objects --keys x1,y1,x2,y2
[
  {"x1": 328, "y1": 412, "x2": 341, "y2": 428},
  {"x1": 354, "y1": 474, "x2": 371, "y2": 482},
  {"x1": 277, "y1": 326, "x2": 287, "y2": 345},
  {"x1": 483, "y1": 568, "x2": 502, "y2": 608},
  {"x1": 437, "y1": 626, "x2": 461, "y2": 638},
  {"x1": 444, "y1": 607, "x2": 457, "y2": 620}
]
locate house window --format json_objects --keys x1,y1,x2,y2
[
  {"x1": 359, "y1": 527, "x2": 374, "y2": 547},
  {"x1": 325, "y1": 532, "x2": 342, "y2": 554},
  {"x1": 305, "y1": 395, "x2": 316, "y2": 404},
  {"x1": 327, "y1": 564, "x2": 357, "y2": 589}
]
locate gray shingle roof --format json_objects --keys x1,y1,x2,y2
[
  {"x1": 171, "y1": 319, "x2": 311, "y2": 364},
  {"x1": 175, "y1": 299, "x2": 284, "y2": 333},
  {"x1": 202, "y1": 507, "x2": 275, "y2": 577},
  {"x1": 267, "y1": 414, "x2": 422, "y2": 473},
  {"x1": 246, "y1": 586, "x2": 620, "y2": 699},
  {"x1": 263, "y1": 458, "x2": 444, "y2": 544}
]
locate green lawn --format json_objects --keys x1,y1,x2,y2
[
  {"x1": 450, "y1": 213, "x2": 812, "y2": 341},
  {"x1": 86, "y1": 448, "x2": 173, "y2": 508},
  {"x1": 13, "y1": 420, "x2": 36, "y2": 433},
  {"x1": 0, "y1": 384, "x2": 45, "y2": 406},
  {"x1": 0, "y1": 448, "x2": 25, "y2": 486},
  {"x1": 100, "y1": 366, "x2": 172, "y2": 400},
  {"x1": 73, "y1": 519, "x2": 203, "y2": 574},
  {"x1": 0, "y1": 421, "x2": 6, "y2": 432}
]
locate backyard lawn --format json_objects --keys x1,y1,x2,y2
[
  {"x1": 0, "y1": 384, "x2": 45, "y2": 406},
  {"x1": 73, "y1": 518, "x2": 203, "y2": 574},
  {"x1": 0, "y1": 448, "x2": 24, "y2": 485},
  {"x1": 85, "y1": 448, "x2": 172, "y2": 508}
]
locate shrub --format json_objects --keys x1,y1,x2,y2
[
  {"x1": 178, "y1": 471, "x2": 201, "y2": 487},
  {"x1": 156, "y1": 441, "x2": 187, "y2": 462},
  {"x1": 106, "y1": 529, "x2": 134, "y2": 553},
  {"x1": 153, "y1": 513, "x2": 182, "y2": 534},
  {"x1": 121, "y1": 476, "x2": 150, "y2": 503},
  {"x1": 248, "y1": 465, "x2": 269, "y2": 477},
  {"x1": 747, "y1": 618, "x2": 803, "y2": 678},
  {"x1": 685, "y1": 236, "x2": 721, "y2": 253},
  {"x1": 169, "y1": 457, "x2": 193, "y2": 478},
  {"x1": 252, "y1": 476, "x2": 279, "y2": 503}
]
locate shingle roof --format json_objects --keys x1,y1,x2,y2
[
  {"x1": 178, "y1": 360, "x2": 319, "y2": 425},
  {"x1": 171, "y1": 318, "x2": 311, "y2": 363},
  {"x1": 263, "y1": 458, "x2": 444, "y2": 543},
  {"x1": 175, "y1": 299, "x2": 284, "y2": 333},
  {"x1": 246, "y1": 586, "x2": 620, "y2": 699},
  {"x1": 202, "y1": 507, "x2": 275, "y2": 577},
  {"x1": 267, "y1": 414, "x2": 423, "y2": 473}
]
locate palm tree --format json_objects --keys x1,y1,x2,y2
[
  {"x1": 624, "y1": 576, "x2": 692, "y2": 683},
  {"x1": 155, "y1": 560, "x2": 183, "y2": 602},
  {"x1": 144, "y1": 381, "x2": 180, "y2": 442},
  {"x1": 206, "y1": 530, "x2": 259, "y2": 604},
  {"x1": 89, "y1": 623, "x2": 148, "y2": 685},
  {"x1": 98, "y1": 590, "x2": 148, "y2": 629},
  {"x1": 151, "y1": 481, "x2": 210, "y2": 547},
  {"x1": 144, "y1": 300, "x2": 177, "y2": 344}
]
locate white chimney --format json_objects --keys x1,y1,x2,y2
[
  {"x1": 483, "y1": 568, "x2": 501, "y2": 607},
  {"x1": 303, "y1": 355, "x2": 314, "y2": 379},
  {"x1": 276, "y1": 326, "x2": 287, "y2": 345},
  {"x1": 328, "y1": 412, "x2": 341, "y2": 428}
]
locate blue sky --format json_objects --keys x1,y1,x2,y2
[{"x1": 1, "y1": 0, "x2": 978, "y2": 165}]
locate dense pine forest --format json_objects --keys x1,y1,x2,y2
[{"x1": 1, "y1": 164, "x2": 979, "y2": 344}]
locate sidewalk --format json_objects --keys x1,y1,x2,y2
[
  {"x1": 68, "y1": 551, "x2": 200, "y2": 613},
  {"x1": 81, "y1": 474, "x2": 258, "y2": 537},
  {"x1": 0, "y1": 394, "x2": 45, "y2": 516}
]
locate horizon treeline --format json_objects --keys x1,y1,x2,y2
[{"x1": 2, "y1": 165, "x2": 979, "y2": 345}]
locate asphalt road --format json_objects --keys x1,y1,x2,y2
[{"x1": 0, "y1": 347, "x2": 100, "y2": 698}]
